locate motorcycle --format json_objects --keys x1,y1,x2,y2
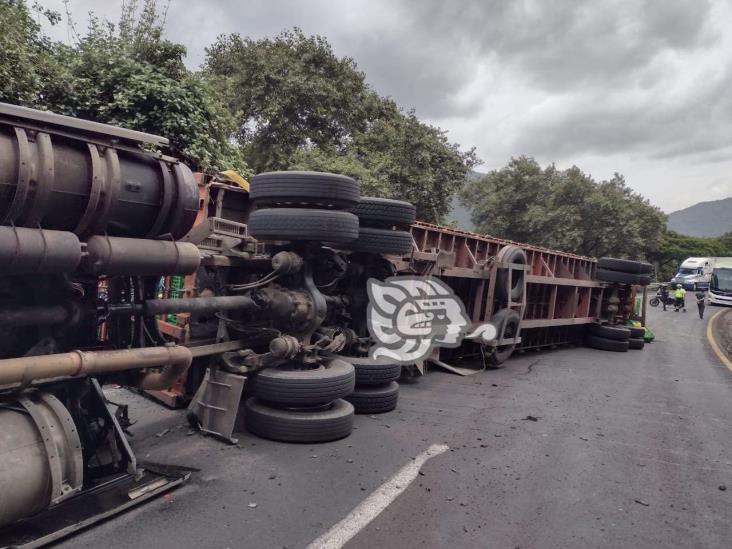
[{"x1": 649, "y1": 287, "x2": 675, "y2": 307}]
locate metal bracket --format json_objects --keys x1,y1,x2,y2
[{"x1": 186, "y1": 367, "x2": 246, "y2": 444}]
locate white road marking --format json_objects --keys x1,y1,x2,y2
[
  {"x1": 307, "y1": 443, "x2": 450, "y2": 549},
  {"x1": 706, "y1": 309, "x2": 732, "y2": 373}
]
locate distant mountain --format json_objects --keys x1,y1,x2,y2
[{"x1": 667, "y1": 197, "x2": 732, "y2": 237}]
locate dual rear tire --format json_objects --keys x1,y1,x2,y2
[
  {"x1": 248, "y1": 175, "x2": 417, "y2": 256},
  {"x1": 336, "y1": 355, "x2": 402, "y2": 414},
  {"x1": 585, "y1": 324, "x2": 646, "y2": 352},
  {"x1": 245, "y1": 358, "x2": 356, "y2": 443},
  {"x1": 334, "y1": 197, "x2": 415, "y2": 255},
  {"x1": 248, "y1": 172, "x2": 361, "y2": 243},
  {"x1": 244, "y1": 398, "x2": 354, "y2": 443},
  {"x1": 595, "y1": 258, "x2": 652, "y2": 286}
]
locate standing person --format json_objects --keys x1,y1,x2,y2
[
  {"x1": 696, "y1": 291, "x2": 706, "y2": 319},
  {"x1": 660, "y1": 283, "x2": 669, "y2": 311},
  {"x1": 674, "y1": 284, "x2": 686, "y2": 312}
]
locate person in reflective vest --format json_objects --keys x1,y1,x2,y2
[{"x1": 674, "y1": 284, "x2": 686, "y2": 312}]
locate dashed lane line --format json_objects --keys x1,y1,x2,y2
[{"x1": 306, "y1": 443, "x2": 450, "y2": 549}]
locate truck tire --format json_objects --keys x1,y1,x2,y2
[
  {"x1": 487, "y1": 308, "x2": 522, "y2": 368},
  {"x1": 597, "y1": 258, "x2": 652, "y2": 274},
  {"x1": 638, "y1": 275, "x2": 651, "y2": 286},
  {"x1": 335, "y1": 227, "x2": 413, "y2": 255},
  {"x1": 628, "y1": 337, "x2": 645, "y2": 350},
  {"x1": 345, "y1": 382, "x2": 399, "y2": 414},
  {"x1": 589, "y1": 324, "x2": 631, "y2": 341},
  {"x1": 595, "y1": 269, "x2": 641, "y2": 285},
  {"x1": 244, "y1": 398, "x2": 354, "y2": 443},
  {"x1": 249, "y1": 171, "x2": 360, "y2": 209},
  {"x1": 334, "y1": 355, "x2": 402, "y2": 386},
  {"x1": 628, "y1": 326, "x2": 645, "y2": 338},
  {"x1": 586, "y1": 335, "x2": 630, "y2": 352},
  {"x1": 252, "y1": 358, "x2": 355, "y2": 406},
  {"x1": 249, "y1": 208, "x2": 359, "y2": 243},
  {"x1": 496, "y1": 246, "x2": 527, "y2": 302},
  {"x1": 350, "y1": 197, "x2": 416, "y2": 228}
]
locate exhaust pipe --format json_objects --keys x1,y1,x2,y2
[{"x1": 0, "y1": 345, "x2": 192, "y2": 390}]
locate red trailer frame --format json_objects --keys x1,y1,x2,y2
[{"x1": 388, "y1": 220, "x2": 630, "y2": 370}]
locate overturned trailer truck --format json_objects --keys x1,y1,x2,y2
[{"x1": 0, "y1": 104, "x2": 650, "y2": 545}]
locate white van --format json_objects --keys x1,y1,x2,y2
[{"x1": 671, "y1": 257, "x2": 713, "y2": 290}]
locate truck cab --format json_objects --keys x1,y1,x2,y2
[{"x1": 671, "y1": 257, "x2": 712, "y2": 290}]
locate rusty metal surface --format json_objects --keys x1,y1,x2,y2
[
  {"x1": 395, "y1": 219, "x2": 605, "y2": 355},
  {"x1": 0, "y1": 346, "x2": 193, "y2": 390},
  {"x1": 411, "y1": 220, "x2": 596, "y2": 262}
]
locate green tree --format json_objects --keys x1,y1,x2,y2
[
  {"x1": 205, "y1": 28, "x2": 372, "y2": 172},
  {"x1": 461, "y1": 156, "x2": 667, "y2": 259},
  {"x1": 648, "y1": 230, "x2": 732, "y2": 282},
  {"x1": 0, "y1": 0, "x2": 247, "y2": 174},
  {"x1": 292, "y1": 103, "x2": 479, "y2": 222},
  {"x1": 206, "y1": 29, "x2": 478, "y2": 222},
  {"x1": 0, "y1": 0, "x2": 60, "y2": 104}
]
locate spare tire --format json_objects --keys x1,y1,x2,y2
[
  {"x1": 628, "y1": 337, "x2": 645, "y2": 350},
  {"x1": 249, "y1": 208, "x2": 359, "y2": 243},
  {"x1": 628, "y1": 326, "x2": 645, "y2": 338},
  {"x1": 496, "y1": 246, "x2": 527, "y2": 302},
  {"x1": 350, "y1": 197, "x2": 416, "y2": 228},
  {"x1": 346, "y1": 382, "x2": 399, "y2": 414},
  {"x1": 252, "y1": 358, "x2": 355, "y2": 407},
  {"x1": 250, "y1": 171, "x2": 360, "y2": 209},
  {"x1": 586, "y1": 335, "x2": 629, "y2": 352},
  {"x1": 589, "y1": 324, "x2": 631, "y2": 341},
  {"x1": 244, "y1": 398, "x2": 354, "y2": 443},
  {"x1": 595, "y1": 269, "x2": 642, "y2": 285},
  {"x1": 597, "y1": 258, "x2": 652, "y2": 274},
  {"x1": 334, "y1": 355, "x2": 402, "y2": 386},
  {"x1": 334, "y1": 227, "x2": 413, "y2": 255}
]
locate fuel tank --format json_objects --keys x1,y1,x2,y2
[{"x1": 0, "y1": 103, "x2": 198, "y2": 239}]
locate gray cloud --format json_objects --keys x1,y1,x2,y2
[{"x1": 40, "y1": 0, "x2": 732, "y2": 211}]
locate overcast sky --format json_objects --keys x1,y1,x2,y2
[{"x1": 39, "y1": 0, "x2": 732, "y2": 213}]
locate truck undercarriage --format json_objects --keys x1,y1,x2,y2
[{"x1": 0, "y1": 104, "x2": 648, "y2": 546}]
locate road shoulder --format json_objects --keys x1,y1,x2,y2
[{"x1": 708, "y1": 308, "x2": 732, "y2": 372}]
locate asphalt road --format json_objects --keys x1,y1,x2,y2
[{"x1": 62, "y1": 303, "x2": 732, "y2": 549}]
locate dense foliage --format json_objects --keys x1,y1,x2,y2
[
  {"x1": 205, "y1": 29, "x2": 478, "y2": 222},
  {"x1": 648, "y1": 230, "x2": 732, "y2": 282},
  {"x1": 461, "y1": 156, "x2": 667, "y2": 259},
  {"x1": 0, "y1": 0, "x2": 247, "y2": 173},
  {"x1": 0, "y1": 0, "x2": 59, "y2": 104}
]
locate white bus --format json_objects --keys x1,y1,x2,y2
[{"x1": 709, "y1": 257, "x2": 732, "y2": 306}]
